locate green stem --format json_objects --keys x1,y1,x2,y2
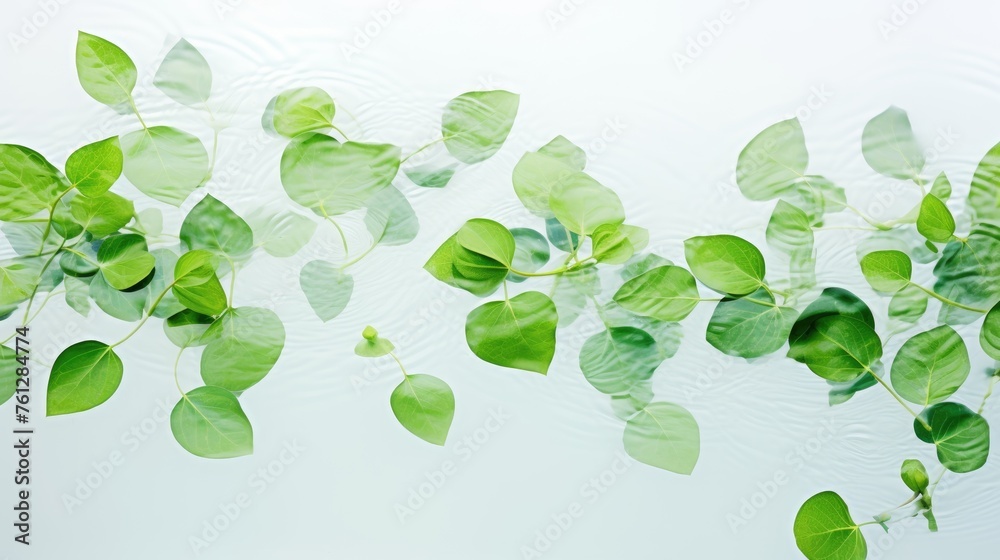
[
  {"x1": 866, "y1": 365, "x2": 931, "y2": 431},
  {"x1": 173, "y1": 347, "x2": 186, "y2": 397},
  {"x1": 508, "y1": 258, "x2": 597, "y2": 278},
  {"x1": 319, "y1": 203, "x2": 350, "y2": 257},
  {"x1": 21, "y1": 240, "x2": 67, "y2": 323},
  {"x1": 400, "y1": 136, "x2": 449, "y2": 166},
  {"x1": 389, "y1": 351, "x2": 409, "y2": 378},
  {"x1": 330, "y1": 123, "x2": 350, "y2": 141},
  {"x1": 340, "y1": 241, "x2": 379, "y2": 270},
  {"x1": 978, "y1": 372, "x2": 998, "y2": 416},
  {"x1": 110, "y1": 283, "x2": 174, "y2": 348},
  {"x1": 910, "y1": 283, "x2": 989, "y2": 314},
  {"x1": 128, "y1": 94, "x2": 148, "y2": 129}
]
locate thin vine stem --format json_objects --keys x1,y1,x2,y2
[
  {"x1": 173, "y1": 347, "x2": 186, "y2": 397},
  {"x1": 389, "y1": 351, "x2": 409, "y2": 378},
  {"x1": 910, "y1": 282, "x2": 989, "y2": 314},
  {"x1": 110, "y1": 283, "x2": 174, "y2": 348},
  {"x1": 865, "y1": 366, "x2": 931, "y2": 431},
  {"x1": 400, "y1": 136, "x2": 449, "y2": 166}
]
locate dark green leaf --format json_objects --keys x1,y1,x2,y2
[
  {"x1": 891, "y1": 325, "x2": 970, "y2": 406},
  {"x1": 180, "y1": 194, "x2": 254, "y2": 259},
  {"x1": 706, "y1": 288, "x2": 798, "y2": 359},
  {"x1": 914, "y1": 402, "x2": 990, "y2": 473}
]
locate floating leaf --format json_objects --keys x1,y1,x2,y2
[
  {"x1": 580, "y1": 327, "x2": 662, "y2": 395},
  {"x1": 861, "y1": 106, "x2": 924, "y2": 180},
  {"x1": 465, "y1": 291, "x2": 557, "y2": 374},
  {"x1": 736, "y1": 118, "x2": 808, "y2": 201},
  {"x1": 982, "y1": 302, "x2": 1000, "y2": 360},
  {"x1": 933, "y1": 224, "x2": 1000, "y2": 323},
  {"x1": 121, "y1": 126, "x2": 209, "y2": 206},
  {"x1": 0, "y1": 144, "x2": 70, "y2": 221},
  {"x1": 967, "y1": 141, "x2": 1000, "y2": 225},
  {"x1": 623, "y1": 402, "x2": 700, "y2": 475},
  {"x1": 930, "y1": 172, "x2": 952, "y2": 200},
  {"x1": 64, "y1": 276, "x2": 91, "y2": 317},
  {"x1": 66, "y1": 137, "x2": 123, "y2": 196},
  {"x1": 766, "y1": 200, "x2": 814, "y2": 254},
  {"x1": 549, "y1": 172, "x2": 626, "y2": 235},
  {"x1": 299, "y1": 260, "x2": 353, "y2": 322},
  {"x1": 888, "y1": 284, "x2": 928, "y2": 325},
  {"x1": 154, "y1": 38, "x2": 212, "y2": 106},
  {"x1": 859, "y1": 250, "x2": 911, "y2": 293},
  {"x1": 507, "y1": 228, "x2": 550, "y2": 282},
  {"x1": 441, "y1": 90, "x2": 519, "y2": 164},
  {"x1": 613, "y1": 265, "x2": 700, "y2": 322},
  {"x1": 684, "y1": 235, "x2": 765, "y2": 296},
  {"x1": 180, "y1": 194, "x2": 253, "y2": 260},
  {"x1": 70, "y1": 191, "x2": 134, "y2": 238},
  {"x1": 391, "y1": 374, "x2": 455, "y2": 446},
  {"x1": 267, "y1": 87, "x2": 335, "y2": 138},
  {"x1": 172, "y1": 250, "x2": 227, "y2": 316},
  {"x1": 46, "y1": 341, "x2": 123, "y2": 416},
  {"x1": 89, "y1": 272, "x2": 145, "y2": 321},
  {"x1": 0, "y1": 259, "x2": 39, "y2": 307},
  {"x1": 914, "y1": 402, "x2": 990, "y2": 473},
  {"x1": 355, "y1": 325, "x2": 395, "y2": 358},
  {"x1": 364, "y1": 186, "x2": 419, "y2": 246},
  {"x1": 96, "y1": 233, "x2": 155, "y2": 290},
  {"x1": 512, "y1": 137, "x2": 585, "y2": 216},
  {"x1": 591, "y1": 223, "x2": 635, "y2": 264},
  {"x1": 891, "y1": 325, "x2": 970, "y2": 406},
  {"x1": 75, "y1": 32, "x2": 136, "y2": 107},
  {"x1": 201, "y1": 307, "x2": 284, "y2": 392},
  {"x1": 170, "y1": 386, "x2": 253, "y2": 459},
  {"x1": 916, "y1": 194, "x2": 956, "y2": 243},
  {"x1": 164, "y1": 309, "x2": 214, "y2": 348},
  {"x1": 706, "y1": 288, "x2": 798, "y2": 359},
  {"x1": 246, "y1": 209, "x2": 316, "y2": 258},
  {"x1": 782, "y1": 175, "x2": 847, "y2": 225},
  {"x1": 794, "y1": 492, "x2": 866, "y2": 560},
  {"x1": 800, "y1": 315, "x2": 883, "y2": 382},
  {"x1": 545, "y1": 216, "x2": 580, "y2": 253}
]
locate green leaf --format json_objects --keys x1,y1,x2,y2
[
  {"x1": 512, "y1": 137, "x2": 586, "y2": 216},
  {"x1": 968, "y1": 140, "x2": 1000, "y2": 225},
  {"x1": 465, "y1": 291, "x2": 557, "y2": 374},
  {"x1": 891, "y1": 325, "x2": 970, "y2": 406},
  {"x1": 201, "y1": 307, "x2": 285, "y2": 392},
  {"x1": 364, "y1": 186, "x2": 419, "y2": 246},
  {"x1": 782, "y1": 175, "x2": 847, "y2": 224},
  {"x1": 172, "y1": 250, "x2": 227, "y2": 316},
  {"x1": 134, "y1": 208, "x2": 163, "y2": 237},
  {"x1": 456, "y1": 218, "x2": 515, "y2": 267},
  {"x1": 507, "y1": 228, "x2": 550, "y2": 282},
  {"x1": 164, "y1": 309, "x2": 214, "y2": 348},
  {"x1": 580, "y1": 327, "x2": 663, "y2": 395},
  {"x1": 591, "y1": 223, "x2": 635, "y2": 264},
  {"x1": 623, "y1": 402, "x2": 700, "y2": 475},
  {"x1": 613, "y1": 265, "x2": 700, "y2": 322},
  {"x1": 51, "y1": 195, "x2": 83, "y2": 239},
  {"x1": 299, "y1": 260, "x2": 353, "y2": 322},
  {"x1": 58, "y1": 240, "x2": 100, "y2": 278},
  {"x1": 180, "y1": 194, "x2": 254, "y2": 260},
  {"x1": 154, "y1": 38, "x2": 212, "y2": 106},
  {"x1": 545, "y1": 216, "x2": 580, "y2": 253},
  {"x1": 70, "y1": 191, "x2": 134, "y2": 238},
  {"x1": 46, "y1": 341, "x2": 123, "y2": 415},
  {"x1": 355, "y1": 326, "x2": 395, "y2": 358},
  {"x1": 706, "y1": 288, "x2": 798, "y2": 359},
  {"x1": 170, "y1": 386, "x2": 253, "y2": 459},
  {"x1": 280, "y1": 134, "x2": 400, "y2": 216},
  {"x1": 901, "y1": 459, "x2": 930, "y2": 494},
  {"x1": 794, "y1": 492, "x2": 866, "y2": 560},
  {"x1": 66, "y1": 137, "x2": 123, "y2": 196},
  {"x1": 736, "y1": 118, "x2": 808, "y2": 200},
  {"x1": 859, "y1": 250, "x2": 911, "y2": 293},
  {"x1": 800, "y1": 315, "x2": 883, "y2": 382},
  {"x1": 683, "y1": 235, "x2": 766, "y2": 296},
  {"x1": 64, "y1": 276, "x2": 92, "y2": 317},
  {"x1": 404, "y1": 165, "x2": 456, "y2": 189},
  {"x1": 933, "y1": 224, "x2": 1000, "y2": 323},
  {"x1": 916, "y1": 194, "x2": 956, "y2": 243},
  {"x1": 441, "y1": 90, "x2": 519, "y2": 164},
  {"x1": 766, "y1": 200, "x2": 814, "y2": 254},
  {"x1": 425, "y1": 234, "x2": 502, "y2": 296},
  {"x1": 888, "y1": 284, "x2": 928, "y2": 325},
  {"x1": 914, "y1": 402, "x2": 990, "y2": 473},
  {"x1": 391, "y1": 374, "x2": 455, "y2": 446},
  {"x1": 861, "y1": 106, "x2": 924, "y2": 180},
  {"x1": 982, "y1": 302, "x2": 1000, "y2": 360},
  {"x1": 75, "y1": 32, "x2": 136, "y2": 107},
  {"x1": 89, "y1": 272, "x2": 145, "y2": 321},
  {"x1": 267, "y1": 87, "x2": 335, "y2": 138},
  {"x1": 549, "y1": 172, "x2": 626, "y2": 235},
  {"x1": 3, "y1": 222, "x2": 61, "y2": 256},
  {"x1": 930, "y1": 172, "x2": 952, "y2": 200},
  {"x1": 246, "y1": 209, "x2": 316, "y2": 258},
  {"x1": 828, "y1": 372, "x2": 877, "y2": 406},
  {"x1": 121, "y1": 126, "x2": 209, "y2": 206},
  {"x1": 96, "y1": 233, "x2": 155, "y2": 290},
  {"x1": 0, "y1": 144, "x2": 70, "y2": 221}
]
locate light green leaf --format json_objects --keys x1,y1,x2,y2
[
  {"x1": 859, "y1": 250, "x2": 911, "y2": 293},
  {"x1": 121, "y1": 126, "x2": 209, "y2": 206},
  {"x1": 146, "y1": 248, "x2": 185, "y2": 318},
  {"x1": 180, "y1": 194, "x2": 254, "y2": 259},
  {"x1": 968, "y1": 141, "x2": 1000, "y2": 225},
  {"x1": 0, "y1": 144, "x2": 70, "y2": 221},
  {"x1": 591, "y1": 223, "x2": 635, "y2": 264},
  {"x1": 507, "y1": 228, "x2": 550, "y2": 282},
  {"x1": 246, "y1": 209, "x2": 316, "y2": 258},
  {"x1": 862, "y1": 106, "x2": 924, "y2": 180},
  {"x1": 932, "y1": 224, "x2": 1000, "y2": 323},
  {"x1": 164, "y1": 309, "x2": 214, "y2": 348},
  {"x1": 267, "y1": 87, "x2": 335, "y2": 138},
  {"x1": 134, "y1": 208, "x2": 163, "y2": 237},
  {"x1": 914, "y1": 402, "x2": 990, "y2": 473},
  {"x1": 551, "y1": 268, "x2": 599, "y2": 327},
  {"x1": 800, "y1": 315, "x2": 883, "y2": 382},
  {"x1": 364, "y1": 186, "x2": 418, "y2": 246},
  {"x1": 355, "y1": 326, "x2": 395, "y2": 358},
  {"x1": 66, "y1": 137, "x2": 123, "y2": 196},
  {"x1": 299, "y1": 260, "x2": 353, "y2": 322},
  {"x1": 465, "y1": 291, "x2": 557, "y2": 374},
  {"x1": 982, "y1": 302, "x2": 1000, "y2": 360},
  {"x1": 620, "y1": 254, "x2": 673, "y2": 281},
  {"x1": 888, "y1": 284, "x2": 928, "y2": 325},
  {"x1": 580, "y1": 327, "x2": 662, "y2": 395},
  {"x1": 64, "y1": 276, "x2": 91, "y2": 317},
  {"x1": 766, "y1": 200, "x2": 814, "y2": 253},
  {"x1": 3, "y1": 222, "x2": 61, "y2": 256},
  {"x1": 782, "y1": 175, "x2": 847, "y2": 225},
  {"x1": 172, "y1": 250, "x2": 227, "y2": 316},
  {"x1": 916, "y1": 194, "x2": 956, "y2": 243},
  {"x1": 201, "y1": 307, "x2": 284, "y2": 392},
  {"x1": 171, "y1": 386, "x2": 253, "y2": 459},
  {"x1": 456, "y1": 218, "x2": 515, "y2": 267},
  {"x1": 736, "y1": 118, "x2": 808, "y2": 200},
  {"x1": 391, "y1": 374, "x2": 455, "y2": 446},
  {"x1": 441, "y1": 90, "x2": 519, "y2": 164},
  {"x1": 794, "y1": 492, "x2": 866, "y2": 560},
  {"x1": 613, "y1": 265, "x2": 700, "y2": 322},
  {"x1": 512, "y1": 137, "x2": 585, "y2": 216},
  {"x1": 549, "y1": 172, "x2": 626, "y2": 235},
  {"x1": 0, "y1": 346, "x2": 16, "y2": 405},
  {"x1": 96, "y1": 233, "x2": 155, "y2": 290},
  {"x1": 70, "y1": 191, "x2": 134, "y2": 238},
  {"x1": 891, "y1": 325, "x2": 970, "y2": 406},
  {"x1": 706, "y1": 288, "x2": 798, "y2": 359},
  {"x1": 154, "y1": 38, "x2": 212, "y2": 106},
  {"x1": 0, "y1": 259, "x2": 39, "y2": 306},
  {"x1": 424, "y1": 234, "x2": 504, "y2": 296},
  {"x1": 280, "y1": 134, "x2": 400, "y2": 216},
  {"x1": 901, "y1": 459, "x2": 930, "y2": 494},
  {"x1": 75, "y1": 32, "x2": 136, "y2": 107},
  {"x1": 46, "y1": 341, "x2": 123, "y2": 416},
  {"x1": 828, "y1": 371, "x2": 877, "y2": 406},
  {"x1": 623, "y1": 402, "x2": 700, "y2": 475},
  {"x1": 683, "y1": 235, "x2": 766, "y2": 296},
  {"x1": 538, "y1": 135, "x2": 587, "y2": 170}
]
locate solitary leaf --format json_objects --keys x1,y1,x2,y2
[
  {"x1": 580, "y1": 327, "x2": 662, "y2": 395},
  {"x1": 736, "y1": 118, "x2": 808, "y2": 200},
  {"x1": 154, "y1": 38, "x2": 212, "y2": 106},
  {"x1": 465, "y1": 291, "x2": 557, "y2": 374},
  {"x1": 391, "y1": 374, "x2": 455, "y2": 446},
  {"x1": 684, "y1": 235, "x2": 766, "y2": 296},
  {"x1": 623, "y1": 402, "x2": 700, "y2": 475},
  {"x1": 614, "y1": 265, "x2": 700, "y2": 322},
  {"x1": 441, "y1": 90, "x2": 519, "y2": 164},
  {"x1": 180, "y1": 194, "x2": 254, "y2": 260},
  {"x1": 96, "y1": 233, "x2": 155, "y2": 290},
  {"x1": 201, "y1": 307, "x2": 285, "y2": 392},
  {"x1": 171, "y1": 386, "x2": 253, "y2": 459},
  {"x1": 794, "y1": 492, "x2": 866, "y2": 560},
  {"x1": 46, "y1": 341, "x2": 123, "y2": 416},
  {"x1": 891, "y1": 325, "x2": 970, "y2": 406},
  {"x1": 861, "y1": 106, "x2": 924, "y2": 180},
  {"x1": 859, "y1": 250, "x2": 911, "y2": 293},
  {"x1": 75, "y1": 32, "x2": 136, "y2": 107},
  {"x1": 706, "y1": 289, "x2": 798, "y2": 359},
  {"x1": 121, "y1": 126, "x2": 209, "y2": 206},
  {"x1": 299, "y1": 260, "x2": 353, "y2": 322},
  {"x1": 66, "y1": 137, "x2": 123, "y2": 196},
  {"x1": 914, "y1": 402, "x2": 990, "y2": 473}
]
